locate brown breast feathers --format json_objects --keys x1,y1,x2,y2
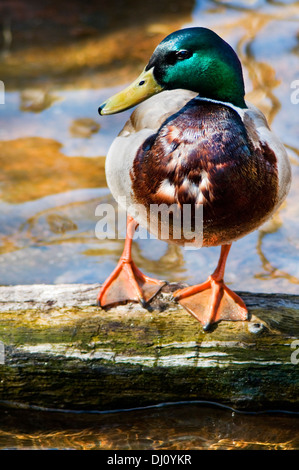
[{"x1": 130, "y1": 98, "x2": 278, "y2": 246}]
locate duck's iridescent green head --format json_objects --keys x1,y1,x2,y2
[
  {"x1": 149, "y1": 28, "x2": 246, "y2": 108},
  {"x1": 99, "y1": 27, "x2": 246, "y2": 115}
]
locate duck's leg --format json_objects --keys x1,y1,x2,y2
[
  {"x1": 98, "y1": 216, "x2": 165, "y2": 308},
  {"x1": 173, "y1": 244, "x2": 248, "y2": 330}
]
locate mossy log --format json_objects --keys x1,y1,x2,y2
[{"x1": 0, "y1": 283, "x2": 298, "y2": 412}]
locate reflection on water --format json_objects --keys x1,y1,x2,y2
[
  {"x1": 0, "y1": 0, "x2": 299, "y2": 452},
  {"x1": 0, "y1": 403, "x2": 298, "y2": 450}
]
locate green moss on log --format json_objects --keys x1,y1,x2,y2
[{"x1": 0, "y1": 284, "x2": 298, "y2": 412}]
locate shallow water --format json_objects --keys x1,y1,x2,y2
[
  {"x1": 0, "y1": 0, "x2": 299, "y2": 293},
  {"x1": 0, "y1": 0, "x2": 298, "y2": 451},
  {"x1": 0, "y1": 403, "x2": 298, "y2": 450}
]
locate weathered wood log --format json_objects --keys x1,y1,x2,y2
[{"x1": 0, "y1": 283, "x2": 298, "y2": 412}]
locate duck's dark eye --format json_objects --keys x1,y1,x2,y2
[
  {"x1": 175, "y1": 49, "x2": 192, "y2": 60},
  {"x1": 165, "y1": 49, "x2": 192, "y2": 65}
]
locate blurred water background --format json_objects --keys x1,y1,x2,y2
[
  {"x1": 0, "y1": 0, "x2": 298, "y2": 451},
  {"x1": 0, "y1": 0, "x2": 299, "y2": 293}
]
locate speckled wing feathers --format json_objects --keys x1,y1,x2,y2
[
  {"x1": 105, "y1": 90, "x2": 290, "y2": 247},
  {"x1": 130, "y1": 97, "x2": 279, "y2": 246}
]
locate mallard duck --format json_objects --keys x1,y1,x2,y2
[{"x1": 97, "y1": 27, "x2": 291, "y2": 330}]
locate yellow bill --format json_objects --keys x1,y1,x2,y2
[{"x1": 98, "y1": 67, "x2": 163, "y2": 115}]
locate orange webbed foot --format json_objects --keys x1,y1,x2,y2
[
  {"x1": 97, "y1": 258, "x2": 165, "y2": 308},
  {"x1": 97, "y1": 215, "x2": 165, "y2": 308},
  {"x1": 173, "y1": 244, "x2": 248, "y2": 330},
  {"x1": 173, "y1": 276, "x2": 248, "y2": 330}
]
